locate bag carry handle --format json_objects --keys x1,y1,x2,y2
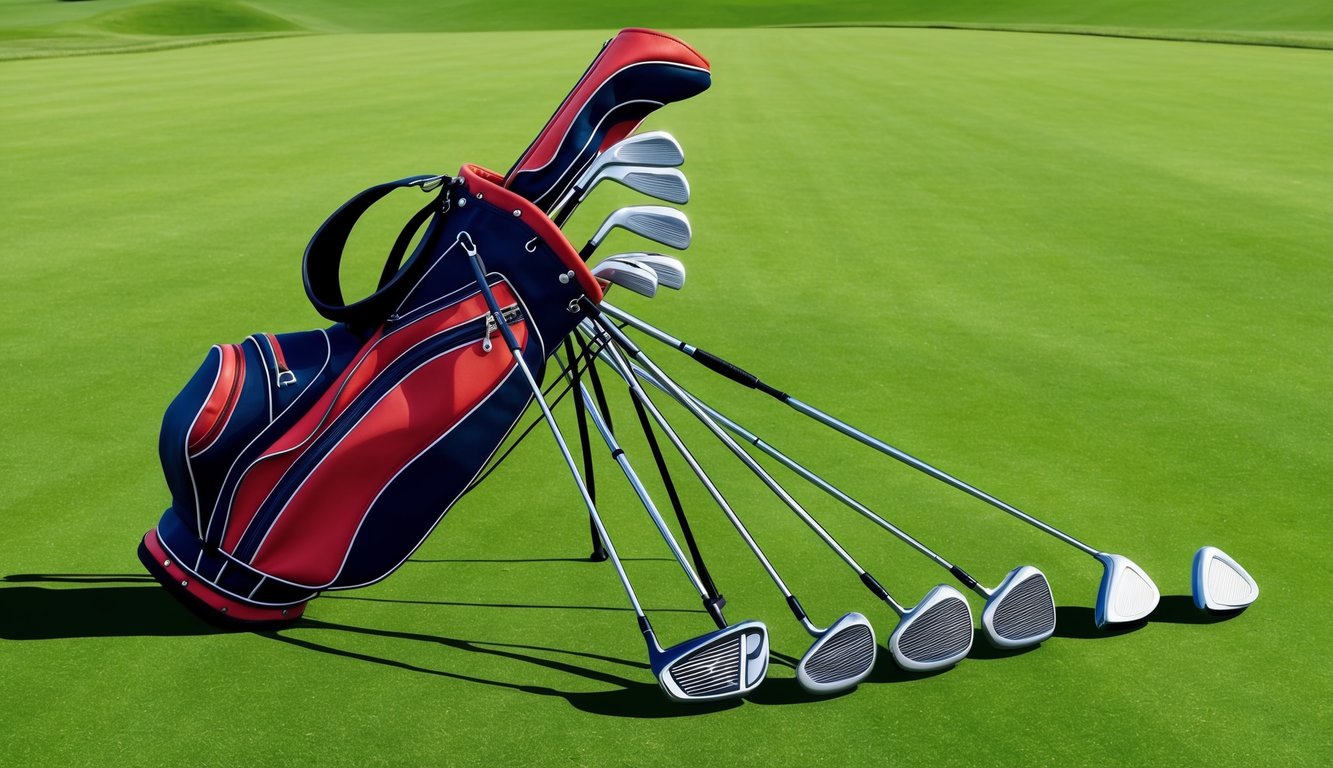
[{"x1": 303, "y1": 174, "x2": 450, "y2": 326}]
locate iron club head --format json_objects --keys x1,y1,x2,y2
[
  {"x1": 604, "y1": 253, "x2": 686, "y2": 290},
  {"x1": 1192, "y1": 546, "x2": 1258, "y2": 612},
  {"x1": 980, "y1": 565, "x2": 1056, "y2": 648},
  {"x1": 1094, "y1": 552, "x2": 1160, "y2": 627},
  {"x1": 591, "y1": 259, "x2": 659, "y2": 297},
  {"x1": 888, "y1": 584, "x2": 974, "y2": 671}
]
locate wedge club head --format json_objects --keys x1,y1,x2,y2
[
  {"x1": 1192, "y1": 546, "x2": 1258, "y2": 612},
  {"x1": 604, "y1": 253, "x2": 686, "y2": 290},
  {"x1": 888, "y1": 584, "x2": 974, "y2": 671},
  {"x1": 1094, "y1": 552, "x2": 1160, "y2": 627},
  {"x1": 650, "y1": 620, "x2": 769, "y2": 702},
  {"x1": 980, "y1": 565, "x2": 1056, "y2": 648},
  {"x1": 588, "y1": 166, "x2": 690, "y2": 205},
  {"x1": 795, "y1": 612, "x2": 877, "y2": 694},
  {"x1": 591, "y1": 259, "x2": 659, "y2": 298}
]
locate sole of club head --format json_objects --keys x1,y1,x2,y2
[
  {"x1": 981, "y1": 565, "x2": 1057, "y2": 649},
  {"x1": 653, "y1": 620, "x2": 769, "y2": 703},
  {"x1": 1192, "y1": 546, "x2": 1259, "y2": 612},
  {"x1": 888, "y1": 584, "x2": 974, "y2": 672},
  {"x1": 795, "y1": 612, "x2": 877, "y2": 694},
  {"x1": 1094, "y1": 552, "x2": 1160, "y2": 628}
]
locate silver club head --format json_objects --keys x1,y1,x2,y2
[
  {"x1": 591, "y1": 259, "x2": 659, "y2": 298},
  {"x1": 573, "y1": 131, "x2": 685, "y2": 190},
  {"x1": 980, "y1": 565, "x2": 1056, "y2": 648},
  {"x1": 1192, "y1": 546, "x2": 1258, "y2": 612},
  {"x1": 649, "y1": 620, "x2": 768, "y2": 702},
  {"x1": 795, "y1": 612, "x2": 876, "y2": 694},
  {"x1": 590, "y1": 205, "x2": 691, "y2": 251},
  {"x1": 604, "y1": 253, "x2": 686, "y2": 290},
  {"x1": 888, "y1": 584, "x2": 974, "y2": 671},
  {"x1": 1094, "y1": 552, "x2": 1160, "y2": 627},
  {"x1": 589, "y1": 166, "x2": 690, "y2": 205}
]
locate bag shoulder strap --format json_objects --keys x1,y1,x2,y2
[{"x1": 303, "y1": 174, "x2": 450, "y2": 326}]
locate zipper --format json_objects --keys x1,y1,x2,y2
[
  {"x1": 234, "y1": 305, "x2": 525, "y2": 561},
  {"x1": 481, "y1": 304, "x2": 521, "y2": 353},
  {"x1": 264, "y1": 333, "x2": 297, "y2": 387}
]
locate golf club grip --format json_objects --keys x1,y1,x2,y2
[
  {"x1": 691, "y1": 349, "x2": 788, "y2": 400},
  {"x1": 503, "y1": 28, "x2": 711, "y2": 211}
]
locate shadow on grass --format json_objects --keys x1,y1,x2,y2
[
  {"x1": 0, "y1": 582, "x2": 222, "y2": 640},
  {"x1": 966, "y1": 628, "x2": 1043, "y2": 660},
  {"x1": 1051, "y1": 606, "x2": 1147, "y2": 639},
  {"x1": 321, "y1": 593, "x2": 701, "y2": 614},
  {"x1": 1150, "y1": 595, "x2": 1247, "y2": 625},
  {"x1": 406, "y1": 557, "x2": 673, "y2": 564}
]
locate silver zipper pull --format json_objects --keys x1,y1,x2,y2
[{"x1": 481, "y1": 313, "x2": 497, "y2": 353}]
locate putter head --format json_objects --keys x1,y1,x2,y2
[
  {"x1": 1094, "y1": 552, "x2": 1160, "y2": 627},
  {"x1": 981, "y1": 565, "x2": 1056, "y2": 649},
  {"x1": 594, "y1": 166, "x2": 690, "y2": 205},
  {"x1": 650, "y1": 620, "x2": 768, "y2": 703},
  {"x1": 888, "y1": 585, "x2": 974, "y2": 671},
  {"x1": 795, "y1": 612, "x2": 877, "y2": 695},
  {"x1": 1192, "y1": 546, "x2": 1258, "y2": 612},
  {"x1": 605, "y1": 253, "x2": 686, "y2": 290},
  {"x1": 591, "y1": 205, "x2": 691, "y2": 251},
  {"x1": 591, "y1": 259, "x2": 658, "y2": 298}
]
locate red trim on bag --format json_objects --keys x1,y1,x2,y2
[
  {"x1": 142, "y1": 529, "x2": 306, "y2": 623},
  {"x1": 189, "y1": 344, "x2": 246, "y2": 455},
  {"x1": 459, "y1": 164, "x2": 603, "y2": 303}
]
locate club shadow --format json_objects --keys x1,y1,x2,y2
[
  {"x1": 865, "y1": 648, "x2": 951, "y2": 684},
  {"x1": 1052, "y1": 606, "x2": 1147, "y2": 639},
  {"x1": 320, "y1": 594, "x2": 703, "y2": 614},
  {"x1": 1150, "y1": 594, "x2": 1247, "y2": 625},
  {"x1": 966, "y1": 628, "x2": 1042, "y2": 660},
  {"x1": 405, "y1": 557, "x2": 673, "y2": 564},
  {"x1": 4, "y1": 573, "x2": 155, "y2": 584},
  {"x1": 272, "y1": 619, "x2": 738, "y2": 718}
]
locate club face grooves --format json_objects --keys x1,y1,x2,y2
[
  {"x1": 891, "y1": 587, "x2": 974, "y2": 670},
  {"x1": 801, "y1": 623, "x2": 876, "y2": 689},
  {"x1": 666, "y1": 634, "x2": 743, "y2": 698},
  {"x1": 983, "y1": 566, "x2": 1056, "y2": 648}
]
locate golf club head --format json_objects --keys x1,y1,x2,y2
[
  {"x1": 591, "y1": 260, "x2": 658, "y2": 298},
  {"x1": 604, "y1": 130, "x2": 684, "y2": 166},
  {"x1": 1192, "y1": 546, "x2": 1258, "y2": 612},
  {"x1": 605, "y1": 253, "x2": 686, "y2": 290},
  {"x1": 1094, "y1": 552, "x2": 1160, "y2": 627},
  {"x1": 590, "y1": 205, "x2": 692, "y2": 251},
  {"x1": 650, "y1": 620, "x2": 768, "y2": 702},
  {"x1": 795, "y1": 612, "x2": 876, "y2": 694},
  {"x1": 980, "y1": 565, "x2": 1056, "y2": 649},
  {"x1": 888, "y1": 584, "x2": 974, "y2": 672},
  {"x1": 590, "y1": 166, "x2": 690, "y2": 205}
]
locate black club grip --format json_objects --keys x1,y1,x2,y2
[{"x1": 692, "y1": 349, "x2": 788, "y2": 400}]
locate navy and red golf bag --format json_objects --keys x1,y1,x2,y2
[{"x1": 140, "y1": 165, "x2": 603, "y2": 625}]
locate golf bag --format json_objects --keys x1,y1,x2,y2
[{"x1": 139, "y1": 164, "x2": 603, "y2": 626}]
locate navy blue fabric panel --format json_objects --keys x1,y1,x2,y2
[{"x1": 159, "y1": 346, "x2": 223, "y2": 534}]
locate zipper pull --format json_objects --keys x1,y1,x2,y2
[
  {"x1": 266, "y1": 334, "x2": 297, "y2": 387},
  {"x1": 481, "y1": 313, "x2": 497, "y2": 353}
]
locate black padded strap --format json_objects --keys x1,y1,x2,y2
[{"x1": 303, "y1": 174, "x2": 449, "y2": 326}]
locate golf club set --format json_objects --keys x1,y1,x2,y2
[{"x1": 137, "y1": 29, "x2": 1258, "y2": 705}]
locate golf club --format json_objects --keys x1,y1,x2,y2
[
  {"x1": 579, "y1": 206, "x2": 691, "y2": 261},
  {"x1": 627, "y1": 361, "x2": 1056, "y2": 649},
  {"x1": 603, "y1": 253, "x2": 686, "y2": 290},
  {"x1": 1192, "y1": 546, "x2": 1259, "y2": 612},
  {"x1": 599, "y1": 302, "x2": 1164, "y2": 628},
  {"x1": 579, "y1": 324, "x2": 877, "y2": 693},
  {"x1": 590, "y1": 259, "x2": 659, "y2": 298},
  {"x1": 460, "y1": 236, "x2": 767, "y2": 702},
  {"x1": 554, "y1": 164, "x2": 689, "y2": 226},
  {"x1": 548, "y1": 131, "x2": 686, "y2": 220},
  {"x1": 584, "y1": 316, "x2": 974, "y2": 673}
]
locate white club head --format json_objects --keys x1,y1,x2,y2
[
  {"x1": 1192, "y1": 546, "x2": 1258, "y2": 612},
  {"x1": 588, "y1": 166, "x2": 690, "y2": 205},
  {"x1": 795, "y1": 612, "x2": 876, "y2": 694},
  {"x1": 888, "y1": 584, "x2": 974, "y2": 671},
  {"x1": 590, "y1": 205, "x2": 691, "y2": 251},
  {"x1": 591, "y1": 259, "x2": 658, "y2": 298},
  {"x1": 980, "y1": 565, "x2": 1056, "y2": 649},
  {"x1": 574, "y1": 131, "x2": 684, "y2": 190},
  {"x1": 1094, "y1": 552, "x2": 1160, "y2": 627},
  {"x1": 650, "y1": 620, "x2": 768, "y2": 702},
  {"x1": 604, "y1": 253, "x2": 686, "y2": 290}
]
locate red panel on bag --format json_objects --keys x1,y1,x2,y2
[
  {"x1": 250, "y1": 319, "x2": 529, "y2": 584},
  {"x1": 188, "y1": 344, "x2": 246, "y2": 455}
]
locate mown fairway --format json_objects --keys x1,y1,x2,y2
[{"x1": 2, "y1": 6, "x2": 1330, "y2": 767}]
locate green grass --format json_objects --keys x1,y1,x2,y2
[
  {"x1": 2, "y1": 14, "x2": 1331, "y2": 768},
  {"x1": 2, "y1": 0, "x2": 1332, "y2": 58}
]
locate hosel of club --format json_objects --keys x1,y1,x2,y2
[
  {"x1": 598, "y1": 302, "x2": 1104, "y2": 560},
  {"x1": 627, "y1": 361, "x2": 998, "y2": 602},
  {"x1": 575, "y1": 382, "x2": 728, "y2": 629},
  {"x1": 459, "y1": 235, "x2": 665, "y2": 660},
  {"x1": 584, "y1": 305, "x2": 909, "y2": 613},
  {"x1": 580, "y1": 322, "x2": 827, "y2": 638}
]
